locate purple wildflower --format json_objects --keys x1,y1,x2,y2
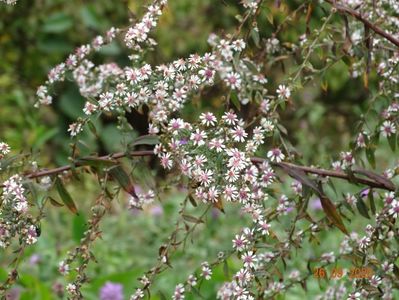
[
  {"x1": 100, "y1": 282, "x2": 124, "y2": 300},
  {"x1": 29, "y1": 254, "x2": 41, "y2": 266},
  {"x1": 360, "y1": 188, "x2": 370, "y2": 198},
  {"x1": 310, "y1": 198, "x2": 322, "y2": 211},
  {"x1": 150, "y1": 205, "x2": 163, "y2": 216},
  {"x1": 5, "y1": 287, "x2": 20, "y2": 300}
]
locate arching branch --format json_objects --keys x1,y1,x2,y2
[
  {"x1": 325, "y1": 0, "x2": 399, "y2": 48},
  {"x1": 0, "y1": 150, "x2": 395, "y2": 191},
  {"x1": 251, "y1": 158, "x2": 395, "y2": 191}
]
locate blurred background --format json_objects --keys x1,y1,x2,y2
[{"x1": 0, "y1": 0, "x2": 394, "y2": 299}]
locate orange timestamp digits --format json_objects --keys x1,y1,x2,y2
[
  {"x1": 313, "y1": 266, "x2": 374, "y2": 280},
  {"x1": 348, "y1": 267, "x2": 374, "y2": 279},
  {"x1": 330, "y1": 267, "x2": 344, "y2": 279},
  {"x1": 313, "y1": 267, "x2": 344, "y2": 279},
  {"x1": 313, "y1": 267, "x2": 327, "y2": 278}
]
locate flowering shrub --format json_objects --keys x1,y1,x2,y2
[
  {"x1": 1, "y1": 0, "x2": 399, "y2": 299},
  {"x1": 0, "y1": 0, "x2": 17, "y2": 5}
]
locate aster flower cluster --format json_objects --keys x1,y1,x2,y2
[
  {"x1": 21, "y1": 0, "x2": 399, "y2": 298},
  {"x1": 335, "y1": 207, "x2": 399, "y2": 298},
  {"x1": 51, "y1": 40, "x2": 266, "y2": 138},
  {"x1": 241, "y1": 0, "x2": 261, "y2": 12},
  {"x1": 43, "y1": 35, "x2": 268, "y2": 140},
  {"x1": 351, "y1": 57, "x2": 399, "y2": 154},
  {"x1": 129, "y1": 189, "x2": 155, "y2": 209},
  {"x1": 56, "y1": 193, "x2": 110, "y2": 298},
  {"x1": 316, "y1": 283, "x2": 347, "y2": 300},
  {"x1": 156, "y1": 112, "x2": 277, "y2": 206},
  {"x1": 36, "y1": 0, "x2": 273, "y2": 140},
  {"x1": 0, "y1": 142, "x2": 11, "y2": 160},
  {"x1": 380, "y1": 102, "x2": 399, "y2": 138},
  {"x1": 35, "y1": 0, "x2": 167, "y2": 107},
  {"x1": 136, "y1": 263, "x2": 201, "y2": 300},
  {"x1": 340, "y1": 2, "x2": 399, "y2": 164},
  {"x1": 0, "y1": 175, "x2": 38, "y2": 247},
  {"x1": 0, "y1": 0, "x2": 17, "y2": 4}
]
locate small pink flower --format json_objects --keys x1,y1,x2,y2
[
  {"x1": 267, "y1": 148, "x2": 285, "y2": 162},
  {"x1": 380, "y1": 120, "x2": 396, "y2": 137},
  {"x1": 276, "y1": 84, "x2": 291, "y2": 99},
  {"x1": 225, "y1": 72, "x2": 241, "y2": 90}
]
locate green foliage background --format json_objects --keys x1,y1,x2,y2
[{"x1": 0, "y1": 0, "x2": 396, "y2": 299}]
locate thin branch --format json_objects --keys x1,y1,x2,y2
[
  {"x1": 0, "y1": 150, "x2": 154, "y2": 188},
  {"x1": 325, "y1": 0, "x2": 399, "y2": 48},
  {"x1": 251, "y1": 157, "x2": 395, "y2": 191},
  {"x1": 0, "y1": 150, "x2": 395, "y2": 191}
]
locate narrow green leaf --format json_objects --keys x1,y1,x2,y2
[
  {"x1": 327, "y1": 179, "x2": 337, "y2": 196},
  {"x1": 319, "y1": 196, "x2": 349, "y2": 235},
  {"x1": 87, "y1": 120, "x2": 98, "y2": 137},
  {"x1": 277, "y1": 124, "x2": 288, "y2": 135},
  {"x1": 55, "y1": 178, "x2": 78, "y2": 214},
  {"x1": 243, "y1": 59, "x2": 259, "y2": 74},
  {"x1": 42, "y1": 13, "x2": 73, "y2": 33},
  {"x1": 48, "y1": 197, "x2": 64, "y2": 207},
  {"x1": 251, "y1": 28, "x2": 260, "y2": 47},
  {"x1": 356, "y1": 195, "x2": 370, "y2": 219},
  {"x1": 371, "y1": 132, "x2": 380, "y2": 145},
  {"x1": 342, "y1": 195, "x2": 355, "y2": 214},
  {"x1": 265, "y1": 10, "x2": 274, "y2": 25},
  {"x1": 223, "y1": 260, "x2": 229, "y2": 278},
  {"x1": 232, "y1": 52, "x2": 241, "y2": 70},
  {"x1": 72, "y1": 214, "x2": 87, "y2": 243},
  {"x1": 132, "y1": 135, "x2": 160, "y2": 147},
  {"x1": 108, "y1": 165, "x2": 137, "y2": 197},
  {"x1": 393, "y1": 264, "x2": 399, "y2": 281},
  {"x1": 279, "y1": 99, "x2": 286, "y2": 110},
  {"x1": 388, "y1": 134, "x2": 397, "y2": 152},
  {"x1": 230, "y1": 92, "x2": 241, "y2": 110},
  {"x1": 368, "y1": 189, "x2": 376, "y2": 215},
  {"x1": 365, "y1": 147, "x2": 375, "y2": 169},
  {"x1": 182, "y1": 214, "x2": 204, "y2": 224},
  {"x1": 302, "y1": 185, "x2": 312, "y2": 201},
  {"x1": 188, "y1": 194, "x2": 197, "y2": 207}
]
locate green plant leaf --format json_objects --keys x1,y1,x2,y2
[
  {"x1": 108, "y1": 165, "x2": 137, "y2": 197},
  {"x1": 182, "y1": 214, "x2": 204, "y2": 224},
  {"x1": 230, "y1": 92, "x2": 241, "y2": 110},
  {"x1": 42, "y1": 13, "x2": 73, "y2": 33},
  {"x1": 368, "y1": 189, "x2": 376, "y2": 215},
  {"x1": 55, "y1": 178, "x2": 78, "y2": 214},
  {"x1": 188, "y1": 194, "x2": 197, "y2": 207},
  {"x1": 132, "y1": 135, "x2": 160, "y2": 146},
  {"x1": 251, "y1": 28, "x2": 260, "y2": 47},
  {"x1": 48, "y1": 196, "x2": 64, "y2": 207},
  {"x1": 365, "y1": 147, "x2": 375, "y2": 169},
  {"x1": 319, "y1": 195, "x2": 348, "y2": 235},
  {"x1": 73, "y1": 213, "x2": 87, "y2": 243},
  {"x1": 388, "y1": 134, "x2": 397, "y2": 152},
  {"x1": 355, "y1": 195, "x2": 370, "y2": 219}
]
